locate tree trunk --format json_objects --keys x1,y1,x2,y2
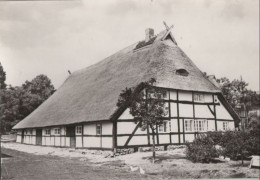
[
  {"x1": 151, "y1": 128, "x2": 156, "y2": 163},
  {"x1": 241, "y1": 154, "x2": 244, "y2": 166}
]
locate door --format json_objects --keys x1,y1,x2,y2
[
  {"x1": 36, "y1": 129, "x2": 42, "y2": 145},
  {"x1": 66, "y1": 126, "x2": 76, "y2": 148}
]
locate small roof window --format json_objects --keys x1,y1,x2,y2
[{"x1": 176, "y1": 69, "x2": 189, "y2": 76}]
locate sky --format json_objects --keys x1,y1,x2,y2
[{"x1": 0, "y1": 0, "x2": 259, "y2": 90}]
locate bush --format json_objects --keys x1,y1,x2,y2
[
  {"x1": 186, "y1": 129, "x2": 260, "y2": 165},
  {"x1": 186, "y1": 134, "x2": 219, "y2": 163}
]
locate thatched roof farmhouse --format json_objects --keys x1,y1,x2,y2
[{"x1": 14, "y1": 26, "x2": 240, "y2": 150}]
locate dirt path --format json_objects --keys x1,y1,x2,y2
[{"x1": 1, "y1": 148, "x2": 149, "y2": 180}]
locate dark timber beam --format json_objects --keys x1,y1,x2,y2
[
  {"x1": 124, "y1": 121, "x2": 141, "y2": 147},
  {"x1": 207, "y1": 105, "x2": 215, "y2": 116},
  {"x1": 176, "y1": 90, "x2": 181, "y2": 144}
]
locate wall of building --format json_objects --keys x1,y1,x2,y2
[
  {"x1": 116, "y1": 89, "x2": 236, "y2": 148},
  {"x1": 42, "y1": 126, "x2": 70, "y2": 147},
  {"x1": 75, "y1": 122, "x2": 113, "y2": 149},
  {"x1": 21, "y1": 129, "x2": 36, "y2": 145}
]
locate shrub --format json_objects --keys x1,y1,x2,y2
[
  {"x1": 186, "y1": 129, "x2": 260, "y2": 165},
  {"x1": 186, "y1": 134, "x2": 219, "y2": 163}
]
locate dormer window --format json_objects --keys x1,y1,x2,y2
[{"x1": 176, "y1": 69, "x2": 189, "y2": 76}]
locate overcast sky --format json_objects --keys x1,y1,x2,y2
[{"x1": 0, "y1": 0, "x2": 259, "y2": 91}]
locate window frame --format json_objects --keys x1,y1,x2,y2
[
  {"x1": 76, "y1": 126, "x2": 82, "y2": 135},
  {"x1": 45, "y1": 129, "x2": 51, "y2": 135},
  {"x1": 193, "y1": 93, "x2": 205, "y2": 102},
  {"x1": 54, "y1": 128, "x2": 61, "y2": 135},
  {"x1": 158, "y1": 121, "x2": 169, "y2": 133},
  {"x1": 223, "y1": 122, "x2": 229, "y2": 131},
  {"x1": 96, "y1": 123, "x2": 102, "y2": 135},
  {"x1": 184, "y1": 119, "x2": 193, "y2": 132}
]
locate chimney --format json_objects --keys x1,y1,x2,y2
[{"x1": 145, "y1": 28, "x2": 154, "y2": 42}]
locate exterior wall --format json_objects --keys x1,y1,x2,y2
[
  {"x1": 116, "y1": 89, "x2": 236, "y2": 148},
  {"x1": 16, "y1": 129, "x2": 22, "y2": 143},
  {"x1": 75, "y1": 122, "x2": 113, "y2": 149},
  {"x1": 23, "y1": 129, "x2": 36, "y2": 145},
  {"x1": 42, "y1": 126, "x2": 70, "y2": 147}
]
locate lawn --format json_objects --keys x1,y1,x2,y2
[{"x1": 1, "y1": 142, "x2": 259, "y2": 179}]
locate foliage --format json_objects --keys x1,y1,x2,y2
[
  {"x1": 0, "y1": 62, "x2": 6, "y2": 89},
  {"x1": 117, "y1": 78, "x2": 168, "y2": 162},
  {"x1": 0, "y1": 74, "x2": 55, "y2": 134},
  {"x1": 217, "y1": 77, "x2": 260, "y2": 113},
  {"x1": 186, "y1": 134, "x2": 220, "y2": 163},
  {"x1": 186, "y1": 130, "x2": 260, "y2": 165}
]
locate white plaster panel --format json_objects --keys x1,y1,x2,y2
[
  {"x1": 171, "y1": 135, "x2": 179, "y2": 143},
  {"x1": 229, "y1": 122, "x2": 235, "y2": 130},
  {"x1": 185, "y1": 134, "x2": 195, "y2": 142},
  {"x1": 83, "y1": 137, "x2": 100, "y2": 147},
  {"x1": 159, "y1": 134, "x2": 170, "y2": 144},
  {"x1": 66, "y1": 137, "x2": 70, "y2": 147},
  {"x1": 135, "y1": 127, "x2": 147, "y2": 135},
  {"x1": 32, "y1": 136, "x2": 36, "y2": 145},
  {"x1": 61, "y1": 127, "x2": 66, "y2": 135},
  {"x1": 171, "y1": 119, "x2": 178, "y2": 132},
  {"x1": 170, "y1": 90, "x2": 177, "y2": 100},
  {"x1": 207, "y1": 120, "x2": 216, "y2": 131},
  {"x1": 179, "y1": 134, "x2": 183, "y2": 143},
  {"x1": 179, "y1": 91, "x2": 192, "y2": 101},
  {"x1": 195, "y1": 105, "x2": 214, "y2": 118},
  {"x1": 117, "y1": 122, "x2": 136, "y2": 134},
  {"x1": 54, "y1": 137, "x2": 61, "y2": 146},
  {"x1": 179, "y1": 104, "x2": 193, "y2": 117},
  {"x1": 170, "y1": 103, "x2": 177, "y2": 117},
  {"x1": 76, "y1": 136, "x2": 83, "y2": 147},
  {"x1": 102, "y1": 137, "x2": 112, "y2": 148},
  {"x1": 84, "y1": 124, "x2": 96, "y2": 135},
  {"x1": 16, "y1": 135, "x2": 21, "y2": 143},
  {"x1": 180, "y1": 119, "x2": 183, "y2": 132},
  {"x1": 119, "y1": 108, "x2": 134, "y2": 119},
  {"x1": 204, "y1": 94, "x2": 213, "y2": 102},
  {"x1": 102, "y1": 123, "x2": 112, "y2": 135},
  {"x1": 117, "y1": 136, "x2": 129, "y2": 146},
  {"x1": 50, "y1": 137, "x2": 55, "y2": 146},
  {"x1": 129, "y1": 136, "x2": 147, "y2": 145},
  {"x1": 216, "y1": 99, "x2": 233, "y2": 120}
]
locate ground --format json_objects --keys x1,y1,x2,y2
[{"x1": 1, "y1": 142, "x2": 260, "y2": 180}]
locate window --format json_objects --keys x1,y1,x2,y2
[
  {"x1": 158, "y1": 121, "x2": 168, "y2": 133},
  {"x1": 176, "y1": 69, "x2": 189, "y2": 76},
  {"x1": 54, "y1": 128, "x2": 60, "y2": 135},
  {"x1": 45, "y1": 129, "x2": 50, "y2": 135},
  {"x1": 194, "y1": 120, "x2": 207, "y2": 132},
  {"x1": 24, "y1": 130, "x2": 28, "y2": 134},
  {"x1": 223, "y1": 122, "x2": 229, "y2": 130},
  {"x1": 194, "y1": 93, "x2": 204, "y2": 102},
  {"x1": 96, "y1": 124, "x2": 102, "y2": 135},
  {"x1": 185, "y1": 119, "x2": 193, "y2": 131},
  {"x1": 76, "y1": 126, "x2": 82, "y2": 134},
  {"x1": 29, "y1": 130, "x2": 33, "y2": 134}
]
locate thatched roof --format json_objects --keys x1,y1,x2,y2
[{"x1": 13, "y1": 29, "x2": 222, "y2": 129}]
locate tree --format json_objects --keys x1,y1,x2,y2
[
  {"x1": 117, "y1": 78, "x2": 168, "y2": 163},
  {"x1": 0, "y1": 62, "x2": 6, "y2": 90},
  {"x1": 0, "y1": 74, "x2": 55, "y2": 134},
  {"x1": 217, "y1": 77, "x2": 259, "y2": 112}
]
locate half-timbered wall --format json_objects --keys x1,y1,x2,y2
[
  {"x1": 75, "y1": 122, "x2": 113, "y2": 149},
  {"x1": 16, "y1": 129, "x2": 22, "y2": 143},
  {"x1": 116, "y1": 89, "x2": 235, "y2": 148},
  {"x1": 42, "y1": 127, "x2": 69, "y2": 147},
  {"x1": 23, "y1": 129, "x2": 36, "y2": 145}
]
